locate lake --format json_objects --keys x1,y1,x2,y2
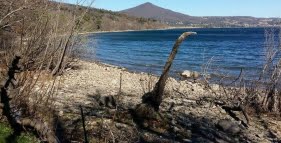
[{"x1": 83, "y1": 28, "x2": 280, "y2": 81}]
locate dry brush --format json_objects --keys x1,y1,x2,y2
[{"x1": 0, "y1": 0, "x2": 94, "y2": 142}]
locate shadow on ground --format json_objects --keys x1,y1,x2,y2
[{"x1": 52, "y1": 91, "x2": 266, "y2": 143}]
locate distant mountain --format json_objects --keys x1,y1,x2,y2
[
  {"x1": 121, "y1": 2, "x2": 281, "y2": 27},
  {"x1": 120, "y1": 2, "x2": 192, "y2": 23}
]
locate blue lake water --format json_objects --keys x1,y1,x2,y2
[{"x1": 83, "y1": 28, "x2": 279, "y2": 80}]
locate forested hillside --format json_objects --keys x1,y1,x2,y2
[{"x1": 56, "y1": 2, "x2": 168, "y2": 32}]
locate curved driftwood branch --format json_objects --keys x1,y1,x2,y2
[{"x1": 142, "y1": 32, "x2": 197, "y2": 111}]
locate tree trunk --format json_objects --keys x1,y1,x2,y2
[
  {"x1": 51, "y1": 38, "x2": 69, "y2": 76},
  {"x1": 51, "y1": 27, "x2": 74, "y2": 76},
  {"x1": 52, "y1": 42, "x2": 68, "y2": 76},
  {"x1": 142, "y1": 32, "x2": 196, "y2": 111}
]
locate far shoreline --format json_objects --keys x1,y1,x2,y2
[
  {"x1": 79, "y1": 26, "x2": 271, "y2": 35},
  {"x1": 78, "y1": 26, "x2": 199, "y2": 35}
]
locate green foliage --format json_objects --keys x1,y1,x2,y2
[
  {"x1": 0, "y1": 123, "x2": 12, "y2": 142},
  {"x1": 0, "y1": 122, "x2": 39, "y2": 143}
]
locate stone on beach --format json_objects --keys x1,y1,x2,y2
[{"x1": 181, "y1": 70, "x2": 200, "y2": 79}]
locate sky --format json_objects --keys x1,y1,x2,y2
[{"x1": 64, "y1": 0, "x2": 281, "y2": 18}]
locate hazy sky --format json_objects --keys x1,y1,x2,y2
[{"x1": 64, "y1": 0, "x2": 281, "y2": 18}]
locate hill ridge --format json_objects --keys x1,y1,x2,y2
[{"x1": 121, "y1": 2, "x2": 280, "y2": 27}]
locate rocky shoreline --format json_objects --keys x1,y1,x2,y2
[
  {"x1": 53, "y1": 60, "x2": 281, "y2": 142},
  {"x1": 55, "y1": 60, "x2": 211, "y2": 106},
  {"x1": 78, "y1": 26, "x2": 201, "y2": 35}
]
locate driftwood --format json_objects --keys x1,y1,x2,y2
[
  {"x1": 142, "y1": 32, "x2": 196, "y2": 111},
  {"x1": 0, "y1": 56, "x2": 58, "y2": 143},
  {"x1": 215, "y1": 101, "x2": 250, "y2": 127}
]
